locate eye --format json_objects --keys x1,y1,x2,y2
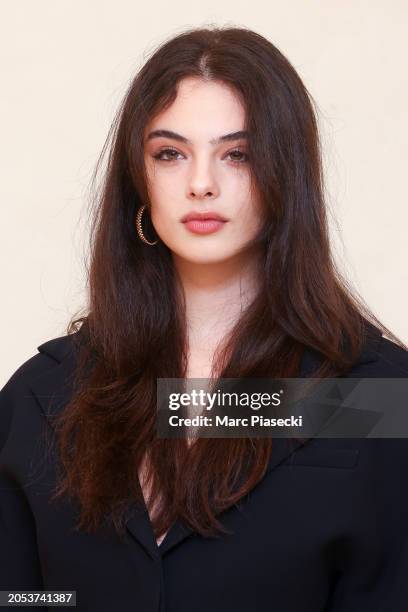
[
  {"x1": 151, "y1": 147, "x2": 249, "y2": 164},
  {"x1": 225, "y1": 149, "x2": 249, "y2": 163},
  {"x1": 152, "y1": 147, "x2": 184, "y2": 162}
]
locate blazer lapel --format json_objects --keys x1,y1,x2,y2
[{"x1": 29, "y1": 323, "x2": 383, "y2": 558}]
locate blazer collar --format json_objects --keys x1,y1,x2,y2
[{"x1": 30, "y1": 322, "x2": 382, "y2": 559}]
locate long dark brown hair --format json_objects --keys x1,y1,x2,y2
[{"x1": 49, "y1": 25, "x2": 406, "y2": 541}]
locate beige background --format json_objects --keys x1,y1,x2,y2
[{"x1": 1, "y1": 1, "x2": 407, "y2": 385}]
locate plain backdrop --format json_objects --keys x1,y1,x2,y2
[{"x1": 1, "y1": 0, "x2": 407, "y2": 385}]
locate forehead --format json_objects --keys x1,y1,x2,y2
[{"x1": 145, "y1": 77, "x2": 246, "y2": 139}]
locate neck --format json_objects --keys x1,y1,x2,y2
[{"x1": 173, "y1": 249, "x2": 262, "y2": 349}]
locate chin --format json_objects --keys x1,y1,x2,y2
[{"x1": 178, "y1": 250, "x2": 237, "y2": 265}]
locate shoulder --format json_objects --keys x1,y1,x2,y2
[
  {"x1": 376, "y1": 334, "x2": 408, "y2": 375},
  {"x1": 0, "y1": 331, "x2": 81, "y2": 454},
  {"x1": 349, "y1": 332, "x2": 408, "y2": 377},
  {"x1": 0, "y1": 331, "x2": 76, "y2": 396},
  {"x1": 301, "y1": 323, "x2": 408, "y2": 378}
]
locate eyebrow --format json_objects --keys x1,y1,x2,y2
[{"x1": 146, "y1": 129, "x2": 249, "y2": 145}]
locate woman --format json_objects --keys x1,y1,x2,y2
[{"x1": 1, "y1": 25, "x2": 408, "y2": 612}]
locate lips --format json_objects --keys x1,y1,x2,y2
[{"x1": 181, "y1": 211, "x2": 228, "y2": 223}]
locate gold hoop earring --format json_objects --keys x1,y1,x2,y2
[{"x1": 136, "y1": 205, "x2": 158, "y2": 246}]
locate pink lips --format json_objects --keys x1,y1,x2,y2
[{"x1": 181, "y1": 211, "x2": 229, "y2": 235}]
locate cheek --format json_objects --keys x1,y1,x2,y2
[
  {"x1": 148, "y1": 173, "x2": 182, "y2": 211},
  {"x1": 235, "y1": 191, "x2": 264, "y2": 231},
  {"x1": 145, "y1": 169, "x2": 175, "y2": 213},
  {"x1": 145, "y1": 159, "x2": 176, "y2": 198},
  {"x1": 150, "y1": 197, "x2": 181, "y2": 238},
  {"x1": 150, "y1": 203, "x2": 172, "y2": 231}
]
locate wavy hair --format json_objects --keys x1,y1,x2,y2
[{"x1": 49, "y1": 25, "x2": 406, "y2": 541}]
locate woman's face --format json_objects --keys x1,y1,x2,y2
[{"x1": 143, "y1": 77, "x2": 264, "y2": 265}]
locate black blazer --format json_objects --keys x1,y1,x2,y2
[{"x1": 1, "y1": 325, "x2": 408, "y2": 611}]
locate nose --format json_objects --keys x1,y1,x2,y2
[{"x1": 186, "y1": 157, "x2": 220, "y2": 201}]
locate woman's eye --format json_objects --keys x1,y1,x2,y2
[
  {"x1": 153, "y1": 148, "x2": 183, "y2": 162},
  {"x1": 226, "y1": 149, "x2": 248, "y2": 163},
  {"x1": 152, "y1": 147, "x2": 248, "y2": 163}
]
